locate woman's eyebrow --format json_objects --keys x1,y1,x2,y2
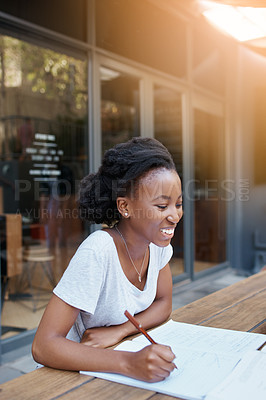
[
  {"x1": 153, "y1": 195, "x2": 171, "y2": 201},
  {"x1": 153, "y1": 194, "x2": 183, "y2": 201}
]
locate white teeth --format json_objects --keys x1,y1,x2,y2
[{"x1": 161, "y1": 228, "x2": 174, "y2": 235}]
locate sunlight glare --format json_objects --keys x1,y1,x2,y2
[{"x1": 200, "y1": 1, "x2": 266, "y2": 42}]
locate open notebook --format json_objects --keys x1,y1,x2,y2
[{"x1": 80, "y1": 320, "x2": 266, "y2": 400}]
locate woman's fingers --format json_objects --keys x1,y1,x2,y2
[
  {"x1": 151, "y1": 346, "x2": 176, "y2": 379},
  {"x1": 127, "y1": 344, "x2": 176, "y2": 382}
]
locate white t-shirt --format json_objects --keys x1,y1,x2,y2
[{"x1": 53, "y1": 230, "x2": 173, "y2": 342}]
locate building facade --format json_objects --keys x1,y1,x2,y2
[{"x1": 1, "y1": 0, "x2": 266, "y2": 358}]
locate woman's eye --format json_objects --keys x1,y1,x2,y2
[
  {"x1": 176, "y1": 203, "x2": 183, "y2": 208},
  {"x1": 157, "y1": 205, "x2": 167, "y2": 210}
]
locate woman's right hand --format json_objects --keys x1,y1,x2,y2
[{"x1": 123, "y1": 344, "x2": 176, "y2": 383}]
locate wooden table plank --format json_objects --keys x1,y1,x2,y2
[
  {"x1": 194, "y1": 289, "x2": 266, "y2": 333},
  {"x1": 57, "y1": 378, "x2": 156, "y2": 400},
  {"x1": 171, "y1": 271, "x2": 266, "y2": 326},
  {"x1": 0, "y1": 367, "x2": 93, "y2": 400},
  {"x1": 252, "y1": 321, "x2": 266, "y2": 334}
]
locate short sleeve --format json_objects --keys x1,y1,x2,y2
[
  {"x1": 159, "y1": 243, "x2": 173, "y2": 270},
  {"x1": 53, "y1": 247, "x2": 104, "y2": 314},
  {"x1": 150, "y1": 243, "x2": 173, "y2": 271}
]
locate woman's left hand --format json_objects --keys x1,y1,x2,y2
[{"x1": 80, "y1": 325, "x2": 124, "y2": 348}]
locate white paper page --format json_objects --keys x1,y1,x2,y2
[
  {"x1": 81, "y1": 339, "x2": 240, "y2": 400},
  {"x1": 261, "y1": 344, "x2": 266, "y2": 353},
  {"x1": 80, "y1": 321, "x2": 266, "y2": 400},
  {"x1": 205, "y1": 350, "x2": 266, "y2": 400},
  {"x1": 133, "y1": 320, "x2": 266, "y2": 356}
]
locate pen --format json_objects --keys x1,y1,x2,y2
[
  {"x1": 124, "y1": 310, "x2": 157, "y2": 344},
  {"x1": 124, "y1": 310, "x2": 178, "y2": 369}
]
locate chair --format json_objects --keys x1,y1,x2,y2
[{"x1": 22, "y1": 245, "x2": 55, "y2": 312}]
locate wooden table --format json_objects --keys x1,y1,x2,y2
[{"x1": 1, "y1": 271, "x2": 265, "y2": 400}]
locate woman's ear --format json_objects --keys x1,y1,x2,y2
[{"x1": 116, "y1": 197, "x2": 130, "y2": 218}]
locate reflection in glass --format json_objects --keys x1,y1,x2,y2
[
  {"x1": 154, "y1": 85, "x2": 184, "y2": 277},
  {"x1": 96, "y1": 0, "x2": 186, "y2": 78},
  {"x1": 194, "y1": 109, "x2": 226, "y2": 273},
  {"x1": 0, "y1": 35, "x2": 88, "y2": 339},
  {"x1": 101, "y1": 66, "x2": 140, "y2": 154},
  {"x1": 192, "y1": 19, "x2": 227, "y2": 95}
]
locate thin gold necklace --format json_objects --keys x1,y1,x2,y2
[{"x1": 115, "y1": 225, "x2": 148, "y2": 283}]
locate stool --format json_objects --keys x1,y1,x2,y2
[{"x1": 22, "y1": 246, "x2": 55, "y2": 312}]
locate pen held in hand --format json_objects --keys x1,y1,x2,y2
[
  {"x1": 124, "y1": 310, "x2": 157, "y2": 344},
  {"x1": 124, "y1": 310, "x2": 178, "y2": 369}
]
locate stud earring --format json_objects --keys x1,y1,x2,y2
[{"x1": 124, "y1": 212, "x2": 129, "y2": 217}]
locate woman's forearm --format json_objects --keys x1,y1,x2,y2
[
  {"x1": 32, "y1": 333, "x2": 176, "y2": 383},
  {"x1": 32, "y1": 334, "x2": 128, "y2": 372},
  {"x1": 120, "y1": 295, "x2": 172, "y2": 339}
]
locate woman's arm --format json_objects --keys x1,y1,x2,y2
[
  {"x1": 81, "y1": 263, "x2": 173, "y2": 347},
  {"x1": 32, "y1": 293, "x2": 175, "y2": 382}
]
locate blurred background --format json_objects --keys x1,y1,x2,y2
[{"x1": 0, "y1": 0, "x2": 266, "y2": 358}]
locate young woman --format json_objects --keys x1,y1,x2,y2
[{"x1": 32, "y1": 137, "x2": 183, "y2": 382}]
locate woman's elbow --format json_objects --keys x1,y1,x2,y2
[
  {"x1": 32, "y1": 337, "x2": 40, "y2": 363},
  {"x1": 32, "y1": 335, "x2": 46, "y2": 365},
  {"x1": 165, "y1": 303, "x2": 172, "y2": 320},
  {"x1": 160, "y1": 298, "x2": 172, "y2": 322}
]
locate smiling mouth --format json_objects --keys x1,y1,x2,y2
[{"x1": 160, "y1": 228, "x2": 175, "y2": 236}]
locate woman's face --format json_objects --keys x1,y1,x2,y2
[{"x1": 127, "y1": 168, "x2": 183, "y2": 247}]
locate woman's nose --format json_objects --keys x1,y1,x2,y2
[{"x1": 167, "y1": 207, "x2": 183, "y2": 223}]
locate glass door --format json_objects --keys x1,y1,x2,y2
[
  {"x1": 193, "y1": 108, "x2": 226, "y2": 274},
  {"x1": 100, "y1": 66, "x2": 140, "y2": 155},
  {"x1": 153, "y1": 85, "x2": 184, "y2": 278},
  {"x1": 0, "y1": 35, "x2": 88, "y2": 340}
]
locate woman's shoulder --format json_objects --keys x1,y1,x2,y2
[
  {"x1": 149, "y1": 242, "x2": 173, "y2": 268},
  {"x1": 66, "y1": 230, "x2": 116, "y2": 272},
  {"x1": 78, "y1": 229, "x2": 115, "y2": 254},
  {"x1": 150, "y1": 242, "x2": 173, "y2": 254}
]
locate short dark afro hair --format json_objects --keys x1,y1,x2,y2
[{"x1": 78, "y1": 137, "x2": 176, "y2": 226}]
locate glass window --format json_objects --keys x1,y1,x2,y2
[
  {"x1": 154, "y1": 85, "x2": 184, "y2": 277},
  {"x1": 96, "y1": 0, "x2": 187, "y2": 78},
  {"x1": 101, "y1": 66, "x2": 140, "y2": 155},
  {"x1": 0, "y1": 35, "x2": 88, "y2": 339},
  {"x1": 193, "y1": 109, "x2": 226, "y2": 272},
  {"x1": 0, "y1": 0, "x2": 88, "y2": 42},
  {"x1": 192, "y1": 19, "x2": 228, "y2": 95}
]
